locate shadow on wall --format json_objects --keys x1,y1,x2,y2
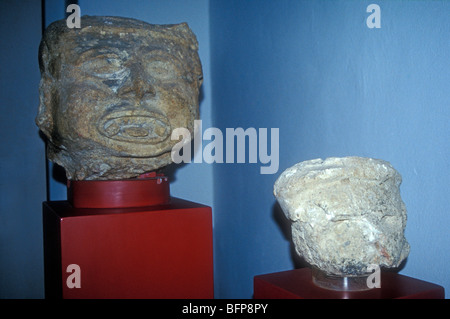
[{"x1": 272, "y1": 201, "x2": 309, "y2": 269}]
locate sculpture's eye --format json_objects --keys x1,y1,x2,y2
[
  {"x1": 146, "y1": 59, "x2": 178, "y2": 81},
  {"x1": 82, "y1": 54, "x2": 129, "y2": 80}
]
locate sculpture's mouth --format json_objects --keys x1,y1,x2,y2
[{"x1": 98, "y1": 110, "x2": 170, "y2": 144}]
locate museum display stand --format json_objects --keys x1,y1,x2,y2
[
  {"x1": 42, "y1": 172, "x2": 214, "y2": 299},
  {"x1": 253, "y1": 268, "x2": 445, "y2": 299}
]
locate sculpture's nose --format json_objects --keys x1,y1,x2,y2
[{"x1": 118, "y1": 64, "x2": 156, "y2": 100}]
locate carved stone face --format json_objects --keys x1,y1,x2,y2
[{"x1": 36, "y1": 16, "x2": 202, "y2": 180}]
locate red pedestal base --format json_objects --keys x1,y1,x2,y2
[
  {"x1": 43, "y1": 176, "x2": 213, "y2": 299},
  {"x1": 67, "y1": 172, "x2": 170, "y2": 208},
  {"x1": 254, "y1": 268, "x2": 445, "y2": 299}
]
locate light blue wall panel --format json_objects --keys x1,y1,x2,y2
[{"x1": 210, "y1": 0, "x2": 450, "y2": 298}]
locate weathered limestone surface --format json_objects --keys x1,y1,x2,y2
[
  {"x1": 274, "y1": 157, "x2": 410, "y2": 276},
  {"x1": 36, "y1": 16, "x2": 202, "y2": 180}
]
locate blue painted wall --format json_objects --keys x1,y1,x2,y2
[
  {"x1": 210, "y1": 0, "x2": 450, "y2": 298},
  {"x1": 0, "y1": 0, "x2": 46, "y2": 298}
]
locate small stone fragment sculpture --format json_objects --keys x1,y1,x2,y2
[
  {"x1": 274, "y1": 156, "x2": 410, "y2": 279},
  {"x1": 36, "y1": 16, "x2": 203, "y2": 180}
]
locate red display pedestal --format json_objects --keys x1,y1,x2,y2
[
  {"x1": 254, "y1": 268, "x2": 445, "y2": 299},
  {"x1": 43, "y1": 175, "x2": 213, "y2": 299}
]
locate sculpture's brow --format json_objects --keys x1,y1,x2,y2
[
  {"x1": 77, "y1": 48, "x2": 122, "y2": 63},
  {"x1": 141, "y1": 49, "x2": 184, "y2": 66}
]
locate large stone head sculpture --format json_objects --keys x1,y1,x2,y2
[{"x1": 36, "y1": 16, "x2": 202, "y2": 180}]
